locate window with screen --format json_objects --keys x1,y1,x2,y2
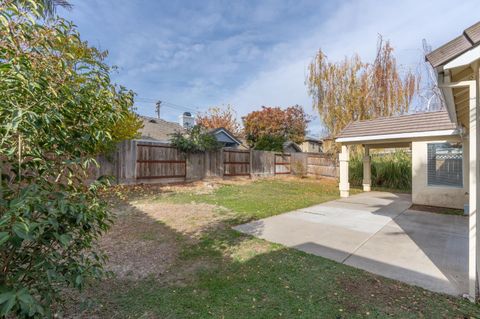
[{"x1": 427, "y1": 143, "x2": 463, "y2": 187}]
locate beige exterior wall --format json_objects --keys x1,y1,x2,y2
[
  {"x1": 300, "y1": 141, "x2": 322, "y2": 153},
  {"x1": 411, "y1": 137, "x2": 467, "y2": 209}
]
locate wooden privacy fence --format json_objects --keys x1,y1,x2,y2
[
  {"x1": 306, "y1": 154, "x2": 338, "y2": 178},
  {"x1": 274, "y1": 153, "x2": 291, "y2": 175},
  {"x1": 136, "y1": 143, "x2": 186, "y2": 180},
  {"x1": 224, "y1": 149, "x2": 251, "y2": 176},
  {"x1": 93, "y1": 140, "x2": 338, "y2": 184}
]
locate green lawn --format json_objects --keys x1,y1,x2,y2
[
  {"x1": 68, "y1": 178, "x2": 480, "y2": 318},
  {"x1": 156, "y1": 178, "x2": 354, "y2": 222}
]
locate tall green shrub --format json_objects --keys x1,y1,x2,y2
[
  {"x1": 0, "y1": 1, "x2": 137, "y2": 316},
  {"x1": 170, "y1": 125, "x2": 222, "y2": 153},
  {"x1": 349, "y1": 151, "x2": 412, "y2": 191}
]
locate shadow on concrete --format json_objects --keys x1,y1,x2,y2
[{"x1": 235, "y1": 191, "x2": 469, "y2": 296}]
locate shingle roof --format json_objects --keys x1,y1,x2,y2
[
  {"x1": 304, "y1": 137, "x2": 322, "y2": 143},
  {"x1": 209, "y1": 127, "x2": 242, "y2": 145},
  {"x1": 283, "y1": 141, "x2": 302, "y2": 152},
  {"x1": 337, "y1": 111, "x2": 456, "y2": 139},
  {"x1": 426, "y1": 21, "x2": 480, "y2": 68},
  {"x1": 138, "y1": 116, "x2": 184, "y2": 141}
]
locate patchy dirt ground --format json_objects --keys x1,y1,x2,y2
[
  {"x1": 62, "y1": 199, "x2": 230, "y2": 317},
  {"x1": 99, "y1": 201, "x2": 232, "y2": 281},
  {"x1": 135, "y1": 202, "x2": 229, "y2": 241}
]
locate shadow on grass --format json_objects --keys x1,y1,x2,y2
[{"x1": 62, "y1": 194, "x2": 480, "y2": 319}]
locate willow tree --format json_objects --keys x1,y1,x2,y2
[{"x1": 306, "y1": 36, "x2": 418, "y2": 140}]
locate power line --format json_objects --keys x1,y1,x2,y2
[
  {"x1": 135, "y1": 97, "x2": 199, "y2": 113},
  {"x1": 163, "y1": 101, "x2": 198, "y2": 112},
  {"x1": 135, "y1": 101, "x2": 198, "y2": 113}
]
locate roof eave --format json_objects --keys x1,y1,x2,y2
[
  {"x1": 211, "y1": 127, "x2": 242, "y2": 145},
  {"x1": 336, "y1": 129, "x2": 459, "y2": 144}
]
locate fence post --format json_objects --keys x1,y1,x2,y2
[
  {"x1": 249, "y1": 149, "x2": 253, "y2": 177},
  {"x1": 220, "y1": 148, "x2": 224, "y2": 178},
  {"x1": 131, "y1": 140, "x2": 137, "y2": 183}
]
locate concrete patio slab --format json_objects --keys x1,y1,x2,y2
[{"x1": 234, "y1": 192, "x2": 468, "y2": 295}]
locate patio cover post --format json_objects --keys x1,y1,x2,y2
[
  {"x1": 439, "y1": 78, "x2": 479, "y2": 301},
  {"x1": 339, "y1": 144, "x2": 350, "y2": 197},
  {"x1": 363, "y1": 145, "x2": 371, "y2": 192},
  {"x1": 469, "y1": 72, "x2": 479, "y2": 301}
]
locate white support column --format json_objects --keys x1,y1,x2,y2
[
  {"x1": 363, "y1": 145, "x2": 371, "y2": 192},
  {"x1": 475, "y1": 63, "x2": 480, "y2": 301},
  {"x1": 339, "y1": 144, "x2": 350, "y2": 198},
  {"x1": 468, "y1": 69, "x2": 479, "y2": 301}
]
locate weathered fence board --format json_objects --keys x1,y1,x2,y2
[
  {"x1": 186, "y1": 152, "x2": 205, "y2": 181},
  {"x1": 224, "y1": 149, "x2": 250, "y2": 176},
  {"x1": 96, "y1": 140, "x2": 337, "y2": 184},
  {"x1": 204, "y1": 150, "x2": 222, "y2": 178},
  {"x1": 136, "y1": 142, "x2": 186, "y2": 181},
  {"x1": 274, "y1": 153, "x2": 291, "y2": 175},
  {"x1": 251, "y1": 150, "x2": 275, "y2": 176},
  {"x1": 290, "y1": 153, "x2": 308, "y2": 176},
  {"x1": 307, "y1": 154, "x2": 338, "y2": 178}
]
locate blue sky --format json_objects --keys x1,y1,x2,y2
[{"x1": 61, "y1": 0, "x2": 479, "y2": 137}]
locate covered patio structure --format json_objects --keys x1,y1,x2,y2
[{"x1": 336, "y1": 111, "x2": 464, "y2": 209}]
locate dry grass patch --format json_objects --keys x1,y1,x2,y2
[
  {"x1": 99, "y1": 201, "x2": 235, "y2": 281},
  {"x1": 133, "y1": 202, "x2": 230, "y2": 241},
  {"x1": 99, "y1": 204, "x2": 179, "y2": 280},
  {"x1": 228, "y1": 238, "x2": 278, "y2": 262}
]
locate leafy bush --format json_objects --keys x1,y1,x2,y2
[
  {"x1": 349, "y1": 151, "x2": 411, "y2": 191},
  {"x1": 170, "y1": 125, "x2": 222, "y2": 153},
  {"x1": 254, "y1": 135, "x2": 286, "y2": 151},
  {"x1": 0, "y1": 2, "x2": 138, "y2": 317},
  {"x1": 292, "y1": 161, "x2": 307, "y2": 178}
]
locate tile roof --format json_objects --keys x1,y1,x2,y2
[
  {"x1": 138, "y1": 116, "x2": 184, "y2": 141},
  {"x1": 426, "y1": 21, "x2": 480, "y2": 68},
  {"x1": 337, "y1": 111, "x2": 456, "y2": 139}
]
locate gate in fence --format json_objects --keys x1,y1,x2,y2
[
  {"x1": 274, "y1": 153, "x2": 291, "y2": 175},
  {"x1": 223, "y1": 149, "x2": 251, "y2": 177},
  {"x1": 106, "y1": 140, "x2": 337, "y2": 185},
  {"x1": 136, "y1": 143, "x2": 186, "y2": 180}
]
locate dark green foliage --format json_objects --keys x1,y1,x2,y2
[
  {"x1": 170, "y1": 125, "x2": 222, "y2": 153},
  {"x1": 253, "y1": 135, "x2": 286, "y2": 151},
  {"x1": 0, "y1": 1, "x2": 136, "y2": 317},
  {"x1": 350, "y1": 151, "x2": 412, "y2": 191}
]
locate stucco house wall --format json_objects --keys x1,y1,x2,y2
[
  {"x1": 412, "y1": 137, "x2": 467, "y2": 209},
  {"x1": 300, "y1": 140, "x2": 322, "y2": 153}
]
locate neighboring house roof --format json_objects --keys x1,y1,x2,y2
[
  {"x1": 283, "y1": 141, "x2": 302, "y2": 152},
  {"x1": 336, "y1": 111, "x2": 458, "y2": 143},
  {"x1": 426, "y1": 21, "x2": 480, "y2": 68},
  {"x1": 209, "y1": 128, "x2": 242, "y2": 146},
  {"x1": 138, "y1": 116, "x2": 184, "y2": 142},
  {"x1": 303, "y1": 137, "x2": 322, "y2": 144}
]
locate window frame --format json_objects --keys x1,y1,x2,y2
[{"x1": 426, "y1": 142, "x2": 463, "y2": 188}]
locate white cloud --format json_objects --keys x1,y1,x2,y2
[
  {"x1": 63, "y1": 0, "x2": 480, "y2": 131},
  {"x1": 224, "y1": 0, "x2": 480, "y2": 136}
]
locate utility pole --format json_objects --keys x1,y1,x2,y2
[{"x1": 155, "y1": 100, "x2": 162, "y2": 119}]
